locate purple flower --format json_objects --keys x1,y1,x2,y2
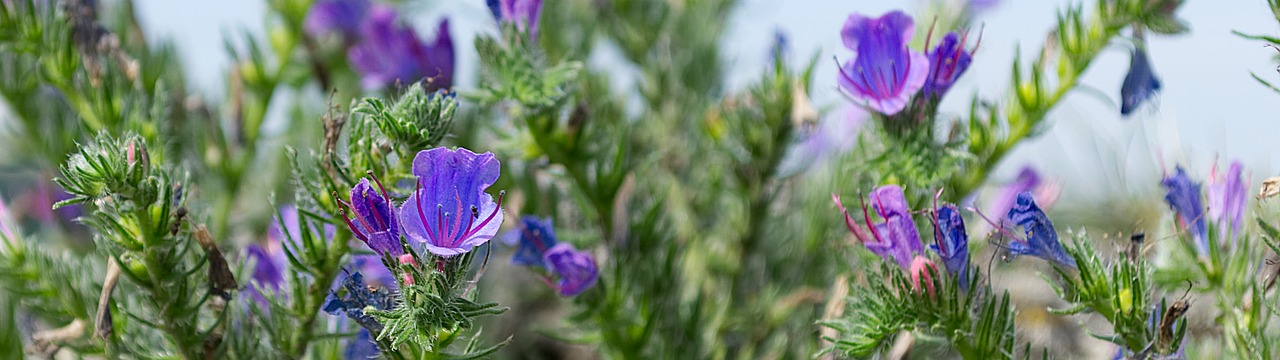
[
  {"x1": 399, "y1": 147, "x2": 505, "y2": 257},
  {"x1": 341, "y1": 177, "x2": 402, "y2": 257},
  {"x1": 345, "y1": 328, "x2": 380, "y2": 359},
  {"x1": 770, "y1": 29, "x2": 789, "y2": 65},
  {"x1": 1207, "y1": 161, "x2": 1247, "y2": 241},
  {"x1": 1005, "y1": 192, "x2": 1076, "y2": 267},
  {"x1": 248, "y1": 206, "x2": 336, "y2": 303},
  {"x1": 1161, "y1": 166, "x2": 1208, "y2": 255},
  {"x1": 351, "y1": 253, "x2": 395, "y2": 289},
  {"x1": 1120, "y1": 47, "x2": 1161, "y2": 116},
  {"x1": 985, "y1": 167, "x2": 1042, "y2": 227},
  {"x1": 922, "y1": 32, "x2": 975, "y2": 99},
  {"x1": 348, "y1": 6, "x2": 454, "y2": 91},
  {"x1": 506, "y1": 216, "x2": 558, "y2": 268},
  {"x1": 837, "y1": 11, "x2": 929, "y2": 115},
  {"x1": 544, "y1": 244, "x2": 599, "y2": 296},
  {"x1": 304, "y1": 0, "x2": 371, "y2": 40},
  {"x1": 930, "y1": 205, "x2": 970, "y2": 287},
  {"x1": 778, "y1": 105, "x2": 867, "y2": 176},
  {"x1": 833, "y1": 185, "x2": 923, "y2": 270},
  {"x1": 494, "y1": 0, "x2": 543, "y2": 38}
]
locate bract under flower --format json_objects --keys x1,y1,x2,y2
[
  {"x1": 837, "y1": 11, "x2": 929, "y2": 115},
  {"x1": 399, "y1": 147, "x2": 505, "y2": 257}
]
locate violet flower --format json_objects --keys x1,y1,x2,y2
[
  {"x1": 248, "y1": 206, "x2": 335, "y2": 303},
  {"x1": 1120, "y1": 47, "x2": 1161, "y2": 116},
  {"x1": 345, "y1": 328, "x2": 380, "y2": 360},
  {"x1": 922, "y1": 32, "x2": 975, "y2": 99},
  {"x1": 304, "y1": 0, "x2": 370, "y2": 40},
  {"x1": 544, "y1": 243, "x2": 599, "y2": 296},
  {"x1": 833, "y1": 185, "x2": 923, "y2": 270},
  {"x1": 341, "y1": 177, "x2": 402, "y2": 257},
  {"x1": 931, "y1": 204, "x2": 970, "y2": 288},
  {"x1": 493, "y1": 0, "x2": 543, "y2": 39},
  {"x1": 1161, "y1": 166, "x2": 1208, "y2": 256},
  {"x1": 837, "y1": 11, "x2": 929, "y2": 115},
  {"x1": 348, "y1": 6, "x2": 454, "y2": 91},
  {"x1": 1207, "y1": 161, "x2": 1247, "y2": 241},
  {"x1": 399, "y1": 147, "x2": 505, "y2": 257},
  {"x1": 507, "y1": 216, "x2": 558, "y2": 268},
  {"x1": 1005, "y1": 192, "x2": 1076, "y2": 267}
]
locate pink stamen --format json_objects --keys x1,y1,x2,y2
[
  {"x1": 458, "y1": 191, "x2": 505, "y2": 241},
  {"x1": 338, "y1": 209, "x2": 371, "y2": 243},
  {"x1": 414, "y1": 180, "x2": 436, "y2": 244}
]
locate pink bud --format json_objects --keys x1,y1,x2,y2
[
  {"x1": 909, "y1": 256, "x2": 937, "y2": 298},
  {"x1": 126, "y1": 142, "x2": 136, "y2": 165},
  {"x1": 398, "y1": 254, "x2": 418, "y2": 285}
]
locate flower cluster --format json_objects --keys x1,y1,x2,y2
[
  {"x1": 1161, "y1": 162, "x2": 1248, "y2": 257},
  {"x1": 340, "y1": 147, "x2": 506, "y2": 259},
  {"x1": 834, "y1": 185, "x2": 954, "y2": 294},
  {"x1": 306, "y1": 0, "x2": 454, "y2": 90},
  {"x1": 487, "y1": 0, "x2": 544, "y2": 39},
  {"x1": 507, "y1": 216, "x2": 600, "y2": 296},
  {"x1": 837, "y1": 11, "x2": 978, "y2": 116}
]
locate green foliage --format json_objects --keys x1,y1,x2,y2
[
  {"x1": 822, "y1": 263, "x2": 1016, "y2": 359},
  {"x1": 353, "y1": 83, "x2": 458, "y2": 155},
  {"x1": 371, "y1": 251, "x2": 509, "y2": 356}
]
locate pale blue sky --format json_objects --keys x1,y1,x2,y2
[{"x1": 135, "y1": 0, "x2": 1280, "y2": 199}]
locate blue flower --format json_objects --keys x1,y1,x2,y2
[
  {"x1": 344, "y1": 328, "x2": 380, "y2": 359},
  {"x1": 1005, "y1": 192, "x2": 1076, "y2": 267},
  {"x1": 1120, "y1": 47, "x2": 1161, "y2": 116},
  {"x1": 341, "y1": 177, "x2": 402, "y2": 257},
  {"x1": 543, "y1": 244, "x2": 599, "y2": 296},
  {"x1": 837, "y1": 11, "x2": 929, "y2": 115},
  {"x1": 922, "y1": 31, "x2": 975, "y2": 99},
  {"x1": 1161, "y1": 166, "x2": 1208, "y2": 256},
  {"x1": 493, "y1": 0, "x2": 543, "y2": 38},
  {"x1": 348, "y1": 6, "x2": 454, "y2": 91},
  {"x1": 398, "y1": 147, "x2": 505, "y2": 257},
  {"x1": 833, "y1": 185, "x2": 924, "y2": 270},
  {"x1": 1207, "y1": 161, "x2": 1247, "y2": 241},
  {"x1": 506, "y1": 216, "x2": 558, "y2": 268},
  {"x1": 930, "y1": 205, "x2": 970, "y2": 287},
  {"x1": 323, "y1": 271, "x2": 396, "y2": 333},
  {"x1": 304, "y1": 0, "x2": 371, "y2": 40},
  {"x1": 247, "y1": 206, "x2": 336, "y2": 304}
]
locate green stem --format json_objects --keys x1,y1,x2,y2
[{"x1": 948, "y1": 10, "x2": 1128, "y2": 201}]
